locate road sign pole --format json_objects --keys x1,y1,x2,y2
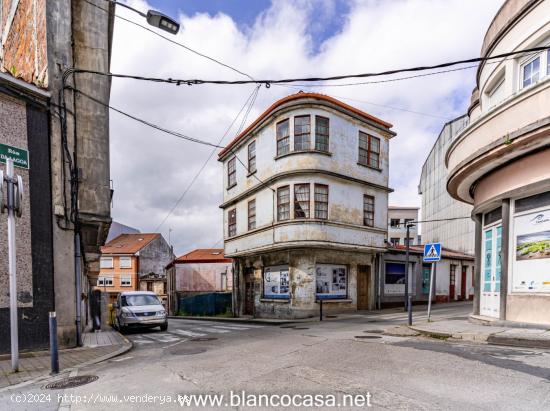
[
  {"x1": 427, "y1": 262, "x2": 435, "y2": 322},
  {"x1": 404, "y1": 224, "x2": 410, "y2": 312},
  {"x1": 6, "y1": 159, "x2": 19, "y2": 372}
]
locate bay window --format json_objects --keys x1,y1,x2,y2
[
  {"x1": 277, "y1": 186, "x2": 290, "y2": 221},
  {"x1": 276, "y1": 119, "x2": 290, "y2": 156},
  {"x1": 294, "y1": 184, "x2": 310, "y2": 219},
  {"x1": 315, "y1": 116, "x2": 329, "y2": 152},
  {"x1": 314, "y1": 184, "x2": 328, "y2": 220},
  {"x1": 294, "y1": 115, "x2": 311, "y2": 151}
]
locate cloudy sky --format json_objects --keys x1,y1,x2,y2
[{"x1": 109, "y1": 0, "x2": 504, "y2": 256}]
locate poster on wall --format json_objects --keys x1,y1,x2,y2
[
  {"x1": 263, "y1": 265, "x2": 289, "y2": 298},
  {"x1": 513, "y1": 207, "x2": 550, "y2": 293},
  {"x1": 315, "y1": 264, "x2": 347, "y2": 299}
]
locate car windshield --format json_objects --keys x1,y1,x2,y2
[{"x1": 121, "y1": 295, "x2": 161, "y2": 307}]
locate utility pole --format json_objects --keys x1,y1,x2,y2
[
  {"x1": 404, "y1": 224, "x2": 410, "y2": 312},
  {"x1": 1, "y1": 159, "x2": 24, "y2": 372}
]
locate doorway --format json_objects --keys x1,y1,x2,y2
[
  {"x1": 449, "y1": 265, "x2": 456, "y2": 301},
  {"x1": 357, "y1": 265, "x2": 371, "y2": 310},
  {"x1": 480, "y1": 225, "x2": 502, "y2": 317},
  {"x1": 243, "y1": 268, "x2": 255, "y2": 316},
  {"x1": 460, "y1": 266, "x2": 467, "y2": 300},
  {"x1": 422, "y1": 264, "x2": 431, "y2": 294}
]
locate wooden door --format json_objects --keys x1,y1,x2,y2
[
  {"x1": 460, "y1": 266, "x2": 467, "y2": 300},
  {"x1": 357, "y1": 265, "x2": 370, "y2": 310}
]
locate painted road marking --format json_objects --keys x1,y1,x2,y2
[
  {"x1": 171, "y1": 329, "x2": 207, "y2": 337},
  {"x1": 192, "y1": 327, "x2": 230, "y2": 334}
]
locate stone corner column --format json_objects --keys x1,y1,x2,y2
[
  {"x1": 500, "y1": 199, "x2": 510, "y2": 320},
  {"x1": 473, "y1": 213, "x2": 483, "y2": 316}
]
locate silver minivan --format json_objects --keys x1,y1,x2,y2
[{"x1": 113, "y1": 291, "x2": 167, "y2": 332}]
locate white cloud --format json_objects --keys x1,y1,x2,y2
[{"x1": 109, "y1": 0, "x2": 503, "y2": 255}]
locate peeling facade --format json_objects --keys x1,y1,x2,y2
[
  {"x1": 219, "y1": 93, "x2": 396, "y2": 319},
  {"x1": 0, "y1": 0, "x2": 114, "y2": 352}
]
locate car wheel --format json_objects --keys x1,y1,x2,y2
[
  {"x1": 116, "y1": 317, "x2": 126, "y2": 333},
  {"x1": 160, "y1": 323, "x2": 168, "y2": 332}
]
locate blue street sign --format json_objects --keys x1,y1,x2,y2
[{"x1": 423, "y1": 243, "x2": 441, "y2": 262}]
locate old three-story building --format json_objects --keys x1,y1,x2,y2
[
  {"x1": 219, "y1": 93, "x2": 396, "y2": 319},
  {"x1": 446, "y1": 0, "x2": 550, "y2": 325}
]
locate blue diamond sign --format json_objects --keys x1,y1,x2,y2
[{"x1": 423, "y1": 243, "x2": 441, "y2": 262}]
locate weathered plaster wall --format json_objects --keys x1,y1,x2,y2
[
  {"x1": 175, "y1": 262, "x2": 233, "y2": 292},
  {"x1": 138, "y1": 236, "x2": 173, "y2": 278},
  {"x1": 235, "y1": 249, "x2": 376, "y2": 319}
]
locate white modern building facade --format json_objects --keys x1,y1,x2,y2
[
  {"x1": 419, "y1": 116, "x2": 475, "y2": 254},
  {"x1": 219, "y1": 93, "x2": 396, "y2": 319},
  {"x1": 446, "y1": 0, "x2": 550, "y2": 324},
  {"x1": 388, "y1": 206, "x2": 419, "y2": 246}
]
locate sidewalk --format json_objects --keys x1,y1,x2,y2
[
  {"x1": 408, "y1": 318, "x2": 550, "y2": 349},
  {"x1": 0, "y1": 329, "x2": 132, "y2": 390}
]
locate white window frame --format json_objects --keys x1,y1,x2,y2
[
  {"x1": 100, "y1": 257, "x2": 113, "y2": 269},
  {"x1": 119, "y1": 256, "x2": 132, "y2": 269},
  {"x1": 520, "y1": 54, "x2": 541, "y2": 89},
  {"x1": 98, "y1": 275, "x2": 114, "y2": 287},
  {"x1": 120, "y1": 275, "x2": 132, "y2": 287},
  {"x1": 487, "y1": 76, "x2": 505, "y2": 108}
]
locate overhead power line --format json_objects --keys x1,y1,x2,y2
[
  {"x1": 154, "y1": 85, "x2": 261, "y2": 232},
  {"x1": 69, "y1": 46, "x2": 550, "y2": 86}
]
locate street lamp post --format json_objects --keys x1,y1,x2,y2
[{"x1": 108, "y1": 0, "x2": 180, "y2": 35}]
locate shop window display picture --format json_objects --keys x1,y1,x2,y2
[
  {"x1": 513, "y1": 208, "x2": 550, "y2": 293},
  {"x1": 263, "y1": 265, "x2": 289, "y2": 298},
  {"x1": 316, "y1": 264, "x2": 347, "y2": 299}
]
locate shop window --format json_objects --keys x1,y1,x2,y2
[
  {"x1": 315, "y1": 116, "x2": 329, "y2": 152},
  {"x1": 315, "y1": 264, "x2": 347, "y2": 299},
  {"x1": 515, "y1": 192, "x2": 550, "y2": 213},
  {"x1": 484, "y1": 207, "x2": 502, "y2": 226},
  {"x1": 294, "y1": 115, "x2": 311, "y2": 151},
  {"x1": 294, "y1": 184, "x2": 310, "y2": 218},
  {"x1": 277, "y1": 186, "x2": 290, "y2": 221},
  {"x1": 263, "y1": 265, "x2": 289, "y2": 299},
  {"x1": 276, "y1": 119, "x2": 290, "y2": 156},
  {"x1": 390, "y1": 238, "x2": 400, "y2": 246},
  {"x1": 384, "y1": 262, "x2": 413, "y2": 295}
]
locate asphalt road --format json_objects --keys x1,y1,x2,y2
[{"x1": 2, "y1": 302, "x2": 550, "y2": 410}]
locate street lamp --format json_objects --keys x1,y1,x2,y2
[{"x1": 110, "y1": 1, "x2": 180, "y2": 35}]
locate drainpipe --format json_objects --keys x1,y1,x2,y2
[
  {"x1": 377, "y1": 252, "x2": 382, "y2": 310},
  {"x1": 75, "y1": 231, "x2": 82, "y2": 347}
]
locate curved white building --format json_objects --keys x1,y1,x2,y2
[
  {"x1": 219, "y1": 93, "x2": 395, "y2": 318},
  {"x1": 446, "y1": 0, "x2": 550, "y2": 324}
]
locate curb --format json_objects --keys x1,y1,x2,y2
[
  {"x1": 0, "y1": 333, "x2": 133, "y2": 393},
  {"x1": 168, "y1": 316, "x2": 311, "y2": 326},
  {"x1": 408, "y1": 326, "x2": 452, "y2": 340},
  {"x1": 487, "y1": 335, "x2": 550, "y2": 349},
  {"x1": 469, "y1": 314, "x2": 550, "y2": 330}
]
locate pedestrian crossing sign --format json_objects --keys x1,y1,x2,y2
[{"x1": 423, "y1": 243, "x2": 441, "y2": 262}]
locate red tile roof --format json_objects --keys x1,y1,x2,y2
[
  {"x1": 389, "y1": 244, "x2": 474, "y2": 260},
  {"x1": 168, "y1": 249, "x2": 232, "y2": 267},
  {"x1": 101, "y1": 233, "x2": 159, "y2": 254},
  {"x1": 218, "y1": 92, "x2": 394, "y2": 159}
]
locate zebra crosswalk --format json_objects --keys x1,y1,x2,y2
[{"x1": 128, "y1": 321, "x2": 263, "y2": 346}]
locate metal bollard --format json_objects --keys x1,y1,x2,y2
[
  {"x1": 49, "y1": 312, "x2": 59, "y2": 374},
  {"x1": 319, "y1": 299, "x2": 323, "y2": 321},
  {"x1": 407, "y1": 296, "x2": 413, "y2": 326}
]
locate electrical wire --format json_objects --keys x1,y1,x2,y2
[
  {"x1": 154, "y1": 85, "x2": 261, "y2": 232},
  {"x1": 85, "y1": 0, "x2": 255, "y2": 81},
  {"x1": 66, "y1": 84, "x2": 224, "y2": 149},
  {"x1": 70, "y1": 46, "x2": 550, "y2": 86}
]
